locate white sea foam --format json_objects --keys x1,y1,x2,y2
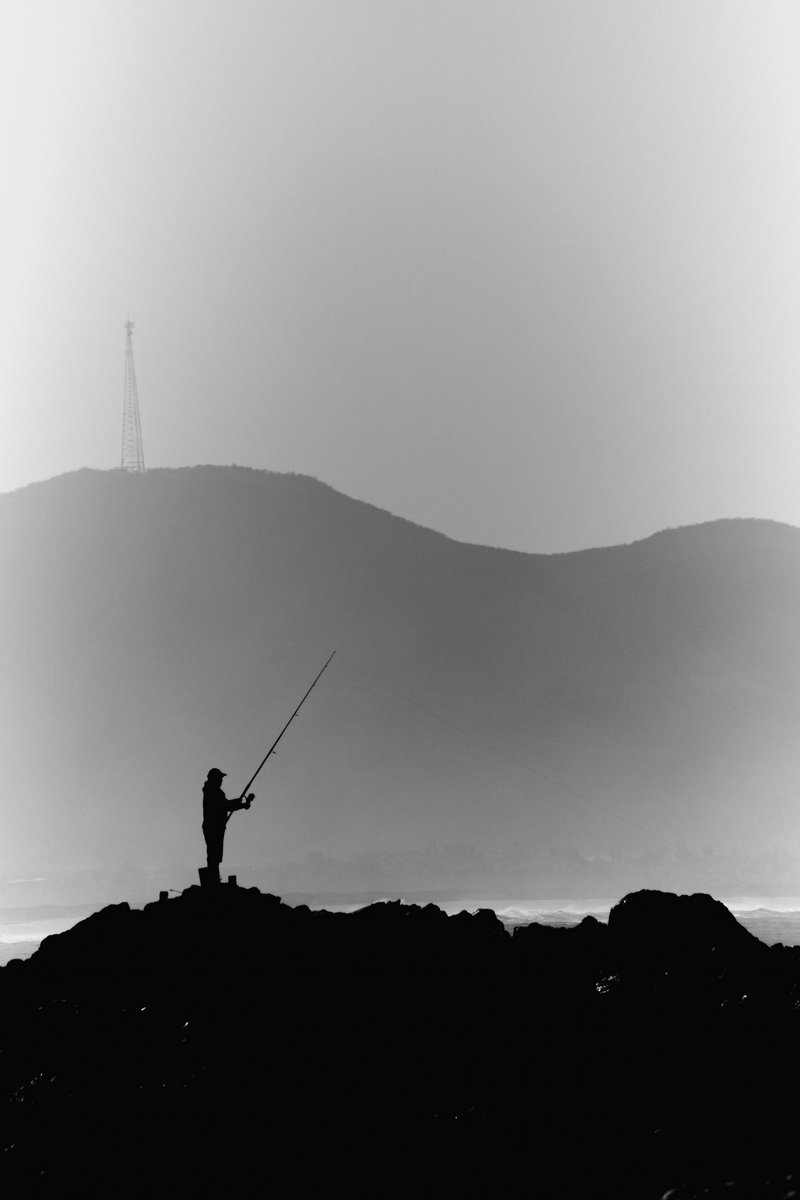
[{"x1": 0, "y1": 916, "x2": 86, "y2": 965}]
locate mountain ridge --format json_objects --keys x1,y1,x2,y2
[
  {"x1": 2, "y1": 465, "x2": 799, "y2": 898},
  {"x1": 3, "y1": 462, "x2": 796, "y2": 554}
]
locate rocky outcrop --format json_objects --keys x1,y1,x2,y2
[{"x1": 1, "y1": 887, "x2": 799, "y2": 1197}]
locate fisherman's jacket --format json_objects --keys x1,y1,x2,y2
[{"x1": 202, "y1": 781, "x2": 235, "y2": 829}]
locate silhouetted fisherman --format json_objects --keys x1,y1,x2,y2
[{"x1": 202, "y1": 768, "x2": 254, "y2": 883}]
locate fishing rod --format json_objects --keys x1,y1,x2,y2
[{"x1": 228, "y1": 651, "x2": 336, "y2": 821}]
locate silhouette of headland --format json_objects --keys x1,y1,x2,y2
[{"x1": 1, "y1": 885, "x2": 799, "y2": 1197}]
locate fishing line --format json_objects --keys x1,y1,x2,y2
[{"x1": 336, "y1": 652, "x2": 763, "y2": 897}]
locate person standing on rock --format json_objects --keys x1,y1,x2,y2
[{"x1": 202, "y1": 768, "x2": 254, "y2": 882}]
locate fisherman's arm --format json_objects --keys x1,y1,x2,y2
[{"x1": 226, "y1": 792, "x2": 255, "y2": 813}]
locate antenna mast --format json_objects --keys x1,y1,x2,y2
[{"x1": 121, "y1": 319, "x2": 146, "y2": 473}]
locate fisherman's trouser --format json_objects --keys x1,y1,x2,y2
[{"x1": 203, "y1": 822, "x2": 225, "y2": 870}]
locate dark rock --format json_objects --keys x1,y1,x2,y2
[
  {"x1": 0, "y1": 886, "x2": 799, "y2": 1197},
  {"x1": 608, "y1": 889, "x2": 761, "y2": 966}
]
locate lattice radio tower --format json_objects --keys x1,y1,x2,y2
[{"x1": 121, "y1": 318, "x2": 146, "y2": 473}]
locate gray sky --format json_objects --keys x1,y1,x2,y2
[{"x1": 3, "y1": 1, "x2": 800, "y2": 551}]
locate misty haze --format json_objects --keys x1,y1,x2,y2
[{"x1": 2, "y1": 465, "x2": 800, "y2": 910}]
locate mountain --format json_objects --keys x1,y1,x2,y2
[{"x1": 1, "y1": 466, "x2": 800, "y2": 898}]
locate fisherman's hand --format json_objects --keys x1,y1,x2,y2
[{"x1": 245, "y1": 793, "x2": 255, "y2": 808}]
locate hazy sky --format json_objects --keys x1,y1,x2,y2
[{"x1": 3, "y1": 1, "x2": 800, "y2": 551}]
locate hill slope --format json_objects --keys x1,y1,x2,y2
[{"x1": 1, "y1": 466, "x2": 799, "y2": 896}]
